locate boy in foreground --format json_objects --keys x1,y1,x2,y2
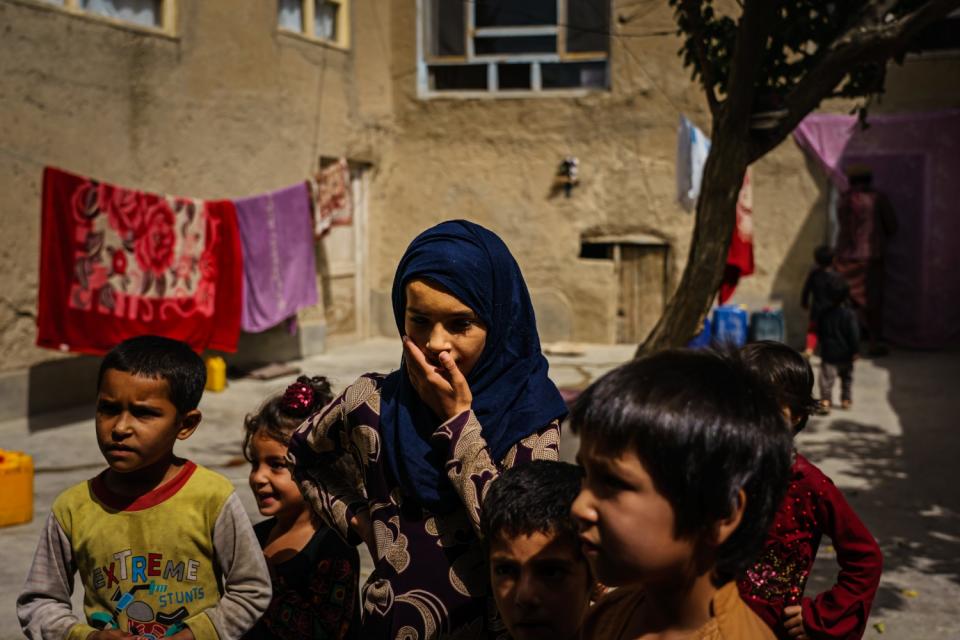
[
  {"x1": 572, "y1": 349, "x2": 793, "y2": 639},
  {"x1": 18, "y1": 335, "x2": 270, "y2": 640},
  {"x1": 481, "y1": 461, "x2": 594, "y2": 640}
]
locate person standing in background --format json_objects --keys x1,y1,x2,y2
[{"x1": 833, "y1": 165, "x2": 897, "y2": 355}]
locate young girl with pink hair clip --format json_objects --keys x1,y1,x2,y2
[{"x1": 242, "y1": 376, "x2": 360, "y2": 640}]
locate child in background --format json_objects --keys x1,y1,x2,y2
[
  {"x1": 801, "y1": 246, "x2": 836, "y2": 357},
  {"x1": 481, "y1": 460, "x2": 594, "y2": 640},
  {"x1": 738, "y1": 341, "x2": 882, "y2": 639},
  {"x1": 243, "y1": 375, "x2": 359, "y2": 640},
  {"x1": 18, "y1": 335, "x2": 270, "y2": 640},
  {"x1": 572, "y1": 349, "x2": 792, "y2": 640},
  {"x1": 817, "y1": 276, "x2": 860, "y2": 412}
]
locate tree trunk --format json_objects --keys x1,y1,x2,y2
[
  {"x1": 635, "y1": 0, "x2": 960, "y2": 358},
  {"x1": 636, "y1": 125, "x2": 750, "y2": 356}
]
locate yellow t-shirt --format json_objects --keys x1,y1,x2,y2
[{"x1": 45, "y1": 461, "x2": 262, "y2": 640}]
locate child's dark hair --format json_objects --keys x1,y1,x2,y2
[
  {"x1": 480, "y1": 461, "x2": 583, "y2": 547},
  {"x1": 570, "y1": 348, "x2": 791, "y2": 583},
  {"x1": 243, "y1": 376, "x2": 333, "y2": 461},
  {"x1": 814, "y1": 245, "x2": 834, "y2": 268},
  {"x1": 97, "y1": 335, "x2": 205, "y2": 415},
  {"x1": 742, "y1": 341, "x2": 818, "y2": 433}
]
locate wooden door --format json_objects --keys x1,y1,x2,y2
[{"x1": 616, "y1": 245, "x2": 668, "y2": 344}]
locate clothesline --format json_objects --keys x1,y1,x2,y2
[
  {"x1": 0, "y1": 145, "x2": 346, "y2": 217},
  {"x1": 35, "y1": 162, "x2": 355, "y2": 356}
]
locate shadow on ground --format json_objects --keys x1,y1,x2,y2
[{"x1": 800, "y1": 349, "x2": 960, "y2": 627}]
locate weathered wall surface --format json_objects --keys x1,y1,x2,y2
[
  {"x1": 0, "y1": 0, "x2": 394, "y2": 376},
  {"x1": 880, "y1": 55, "x2": 960, "y2": 112},
  {"x1": 2, "y1": 0, "x2": 955, "y2": 414},
  {"x1": 366, "y1": 0, "x2": 831, "y2": 346}
]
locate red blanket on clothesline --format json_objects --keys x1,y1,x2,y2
[{"x1": 37, "y1": 167, "x2": 243, "y2": 355}]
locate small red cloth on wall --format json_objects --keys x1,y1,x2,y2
[
  {"x1": 37, "y1": 167, "x2": 243, "y2": 355},
  {"x1": 719, "y1": 168, "x2": 755, "y2": 304}
]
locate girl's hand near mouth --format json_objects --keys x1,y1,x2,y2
[{"x1": 403, "y1": 336, "x2": 473, "y2": 420}]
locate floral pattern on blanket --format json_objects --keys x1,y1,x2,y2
[{"x1": 68, "y1": 179, "x2": 219, "y2": 321}]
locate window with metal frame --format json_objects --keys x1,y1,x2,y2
[
  {"x1": 277, "y1": 0, "x2": 350, "y2": 49},
  {"x1": 35, "y1": 0, "x2": 174, "y2": 32},
  {"x1": 420, "y1": 0, "x2": 610, "y2": 95}
]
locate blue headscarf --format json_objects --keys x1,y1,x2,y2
[{"x1": 379, "y1": 220, "x2": 568, "y2": 513}]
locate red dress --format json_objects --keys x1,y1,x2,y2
[{"x1": 737, "y1": 454, "x2": 882, "y2": 639}]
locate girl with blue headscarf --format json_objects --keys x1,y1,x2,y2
[{"x1": 290, "y1": 220, "x2": 568, "y2": 639}]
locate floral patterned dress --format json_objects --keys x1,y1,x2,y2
[{"x1": 290, "y1": 374, "x2": 561, "y2": 640}]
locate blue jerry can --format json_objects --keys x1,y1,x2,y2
[
  {"x1": 750, "y1": 308, "x2": 786, "y2": 342},
  {"x1": 712, "y1": 305, "x2": 749, "y2": 347}
]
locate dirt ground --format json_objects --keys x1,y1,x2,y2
[{"x1": 0, "y1": 339, "x2": 956, "y2": 638}]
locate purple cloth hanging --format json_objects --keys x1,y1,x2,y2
[{"x1": 233, "y1": 182, "x2": 318, "y2": 333}]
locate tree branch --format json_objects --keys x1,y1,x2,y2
[
  {"x1": 721, "y1": 0, "x2": 779, "y2": 131},
  {"x1": 749, "y1": 0, "x2": 960, "y2": 162},
  {"x1": 677, "y1": 0, "x2": 720, "y2": 116}
]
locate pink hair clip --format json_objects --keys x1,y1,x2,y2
[{"x1": 281, "y1": 381, "x2": 315, "y2": 416}]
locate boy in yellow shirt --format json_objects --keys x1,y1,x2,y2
[{"x1": 18, "y1": 335, "x2": 270, "y2": 640}]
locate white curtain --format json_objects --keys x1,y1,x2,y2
[
  {"x1": 277, "y1": 0, "x2": 303, "y2": 31},
  {"x1": 81, "y1": 0, "x2": 159, "y2": 27},
  {"x1": 315, "y1": 1, "x2": 337, "y2": 40}
]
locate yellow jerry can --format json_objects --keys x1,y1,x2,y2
[
  {"x1": 0, "y1": 449, "x2": 34, "y2": 527},
  {"x1": 204, "y1": 356, "x2": 227, "y2": 392}
]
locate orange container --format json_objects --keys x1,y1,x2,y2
[{"x1": 0, "y1": 449, "x2": 34, "y2": 527}]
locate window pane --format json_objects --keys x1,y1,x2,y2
[
  {"x1": 475, "y1": 35, "x2": 556, "y2": 55},
  {"x1": 277, "y1": 0, "x2": 303, "y2": 31},
  {"x1": 81, "y1": 0, "x2": 159, "y2": 27},
  {"x1": 475, "y1": 0, "x2": 556, "y2": 27},
  {"x1": 498, "y1": 63, "x2": 531, "y2": 89},
  {"x1": 315, "y1": 0, "x2": 338, "y2": 40},
  {"x1": 580, "y1": 242, "x2": 614, "y2": 260},
  {"x1": 430, "y1": 64, "x2": 488, "y2": 91},
  {"x1": 430, "y1": 0, "x2": 465, "y2": 56},
  {"x1": 567, "y1": 0, "x2": 609, "y2": 53},
  {"x1": 541, "y1": 61, "x2": 607, "y2": 88}
]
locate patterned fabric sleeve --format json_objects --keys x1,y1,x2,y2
[
  {"x1": 801, "y1": 475, "x2": 883, "y2": 639},
  {"x1": 433, "y1": 412, "x2": 561, "y2": 536},
  {"x1": 290, "y1": 375, "x2": 381, "y2": 544}
]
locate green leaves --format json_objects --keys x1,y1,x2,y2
[{"x1": 670, "y1": 0, "x2": 915, "y2": 106}]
